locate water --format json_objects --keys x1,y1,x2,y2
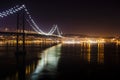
[{"x1": 0, "y1": 43, "x2": 120, "y2": 80}]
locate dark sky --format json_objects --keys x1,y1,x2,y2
[{"x1": 0, "y1": 0, "x2": 120, "y2": 36}]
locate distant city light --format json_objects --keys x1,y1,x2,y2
[
  {"x1": 62, "y1": 38, "x2": 106, "y2": 44},
  {"x1": 62, "y1": 40, "x2": 80, "y2": 44}
]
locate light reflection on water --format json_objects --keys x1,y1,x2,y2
[
  {"x1": 62, "y1": 43, "x2": 105, "y2": 64},
  {"x1": 31, "y1": 44, "x2": 62, "y2": 80},
  {"x1": 97, "y1": 43, "x2": 104, "y2": 64},
  {"x1": 0, "y1": 43, "x2": 120, "y2": 80}
]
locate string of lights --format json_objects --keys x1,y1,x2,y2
[
  {"x1": 48, "y1": 24, "x2": 62, "y2": 37},
  {"x1": 0, "y1": 4, "x2": 62, "y2": 37},
  {"x1": 56, "y1": 25, "x2": 62, "y2": 37},
  {"x1": 0, "y1": 5, "x2": 24, "y2": 18},
  {"x1": 26, "y1": 19, "x2": 42, "y2": 34},
  {"x1": 23, "y1": 5, "x2": 46, "y2": 34},
  {"x1": 47, "y1": 26, "x2": 55, "y2": 35}
]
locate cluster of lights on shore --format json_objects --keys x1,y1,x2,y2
[
  {"x1": 0, "y1": 4, "x2": 62, "y2": 37},
  {"x1": 62, "y1": 37, "x2": 120, "y2": 44},
  {"x1": 62, "y1": 38, "x2": 106, "y2": 44},
  {"x1": 62, "y1": 38, "x2": 111, "y2": 44}
]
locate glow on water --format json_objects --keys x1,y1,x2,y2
[{"x1": 31, "y1": 44, "x2": 62, "y2": 80}]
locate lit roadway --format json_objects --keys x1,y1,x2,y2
[{"x1": 0, "y1": 31, "x2": 61, "y2": 38}]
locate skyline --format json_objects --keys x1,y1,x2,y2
[{"x1": 0, "y1": 0, "x2": 120, "y2": 36}]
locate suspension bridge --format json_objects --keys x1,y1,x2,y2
[{"x1": 0, "y1": 4, "x2": 62, "y2": 39}]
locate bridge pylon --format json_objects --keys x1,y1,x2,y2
[{"x1": 15, "y1": 10, "x2": 26, "y2": 55}]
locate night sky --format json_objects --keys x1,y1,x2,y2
[{"x1": 0, "y1": 0, "x2": 120, "y2": 36}]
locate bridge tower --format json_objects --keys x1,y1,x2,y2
[
  {"x1": 15, "y1": 11, "x2": 26, "y2": 80},
  {"x1": 16, "y1": 10, "x2": 26, "y2": 55}
]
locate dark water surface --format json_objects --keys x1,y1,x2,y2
[{"x1": 0, "y1": 43, "x2": 120, "y2": 80}]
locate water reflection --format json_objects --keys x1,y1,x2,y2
[
  {"x1": 31, "y1": 44, "x2": 62, "y2": 80},
  {"x1": 97, "y1": 43, "x2": 104, "y2": 64},
  {"x1": 57, "y1": 43, "x2": 120, "y2": 79},
  {"x1": 2, "y1": 60, "x2": 37, "y2": 80},
  {"x1": 0, "y1": 42, "x2": 120, "y2": 80},
  {"x1": 16, "y1": 54, "x2": 26, "y2": 80},
  {"x1": 86, "y1": 43, "x2": 104, "y2": 64},
  {"x1": 78, "y1": 43, "x2": 104, "y2": 64},
  {"x1": 0, "y1": 43, "x2": 58, "y2": 80}
]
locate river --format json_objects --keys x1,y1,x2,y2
[{"x1": 0, "y1": 42, "x2": 120, "y2": 80}]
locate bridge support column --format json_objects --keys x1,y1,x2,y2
[
  {"x1": 15, "y1": 11, "x2": 26, "y2": 55},
  {"x1": 16, "y1": 13, "x2": 19, "y2": 52}
]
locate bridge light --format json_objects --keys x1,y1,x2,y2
[
  {"x1": 15, "y1": 9, "x2": 18, "y2": 12},
  {"x1": 22, "y1": 4, "x2": 25, "y2": 8},
  {"x1": 6, "y1": 10, "x2": 10, "y2": 15},
  {"x1": 9, "y1": 11, "x2": 13, "y2": 14},
  {"x1": 18, "y1": 8, "x2": 21, "y2": 10},
  {"x1": 5, "y1": 28, "x2": 8, "y2": 31},
  {"x1": 0, "y1": 15, "x2": 3, "y2": 18}
]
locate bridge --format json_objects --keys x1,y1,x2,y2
[
  {"x1": 0, "y1": 4, "x2": 64, "y2": 55},
  {"x1": 0, "y1": 4, "x2": 62, "y2": 38},
  {"x1": 0, "y1": 4, "x2": 63, "y2": 79}
]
